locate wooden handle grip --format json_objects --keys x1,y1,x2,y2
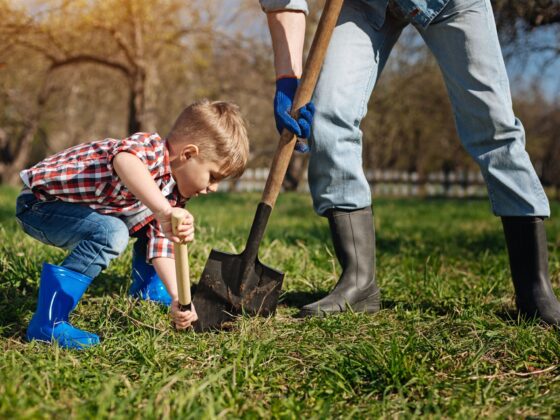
[
  {"x1": 171, "y1": 208, "x2": 191, "y2": 308},
  {"x1": 262, "y1": 0, "x2": 344, "y2": 207}
]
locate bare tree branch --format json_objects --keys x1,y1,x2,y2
[{"x1": 50, "y1": 54, "x2": 131, "y2": 77}]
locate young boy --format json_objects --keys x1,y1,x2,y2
[{"x1": 15, "y1": 99, "x2": 250, "y2": 349}]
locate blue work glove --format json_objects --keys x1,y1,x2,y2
[{"x1": 274, "y1": 77, "x2": 315, "y2": 153}]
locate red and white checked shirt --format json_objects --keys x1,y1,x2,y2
[{"x1": 20, "y1": 132, "x2": 187, "y2": 261}]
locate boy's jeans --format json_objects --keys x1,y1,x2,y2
[
  {"x1": 308, "y1": 0, "x2": 550, "y2": 217},
  {"x1": 15, "y1": 193, "x2": 129, "y2": 278}
]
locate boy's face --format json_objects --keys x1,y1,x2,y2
[{"x1": 171, "y1": 144, "x2": 224, "y2": 198}]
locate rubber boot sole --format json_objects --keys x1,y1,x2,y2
[{"x1": 297, "y1": 293, "x2": 381, "y2": 318}]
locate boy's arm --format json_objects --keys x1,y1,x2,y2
[
  {"x1": 152, "y1": 257, "x2": 197, "y2": 329},
  {"x1": 113, "y1": 152, "x2": 191, "y2": 243},
  {"x1": 150, "y1": 257, "x2": 179, "y2": 300}
]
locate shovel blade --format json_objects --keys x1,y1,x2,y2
[{"x1": 192, "y1": 248, "x2": 284, "y2": 332}]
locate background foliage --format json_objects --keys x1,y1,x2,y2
[{"x1": 1, "y1": 0, "x2": 559, "y2": 190}]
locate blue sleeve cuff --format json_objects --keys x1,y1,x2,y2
[{"x1": 259, "y1": 0, "x2": 309, "y2": 15}]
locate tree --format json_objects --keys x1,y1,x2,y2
[
  {"x1": 492, "y1": 0, "x2": 560, "y2": 67},
  {"x1": 0, "y1": 0, "x2": 213, "y2": 183},
  {"x1": 514, "y1": 89, "x2": 560, "y2": 198}
]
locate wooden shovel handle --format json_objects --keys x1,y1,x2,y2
[
  {"x1": 171, "y1": 208, "x2": 191, "y2": 311},
  {"x1": 262, "y1": 0, "x2": 344, "y2": 208}
]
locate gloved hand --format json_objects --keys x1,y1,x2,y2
[{"x1": 274, "y1": 77, "x2": 315, "y2": 153}]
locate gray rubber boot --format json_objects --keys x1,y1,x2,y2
[
  {"x1": 297, "y1": 207, "x2": 381, "y2": 317},
  {"x1": 502, "y1": 216, "x2": 560, "y2": 325}
]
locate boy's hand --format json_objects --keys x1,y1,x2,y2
[
  {"x1": 155, "y1": 207, "x2": 194, "y2": 243},
  {"x1": 170, "y1": 300, "x2": 198, "y2": 330}
]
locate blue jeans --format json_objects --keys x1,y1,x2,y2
[
  {"x1": 15, "y1": 194, "x2": 130, "y2": 278},
  {"x1": 308, "y1": 0, "x2": 550, "y2": 217}
]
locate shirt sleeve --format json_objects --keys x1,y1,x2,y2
[
  {"x1": 146, "y1": 219, "x2": 175, "y2": 261},
  {"x1": 259, "y1": 0, "x2": 309, "y2": 14},
  {"x1": 107, "y1": 133, "x2": 162, "y2": 177}
]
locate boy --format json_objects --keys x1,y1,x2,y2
[{"x1": 15, "y1": 99, "x2": 250, "y2": 349}]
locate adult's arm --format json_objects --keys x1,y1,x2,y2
[
  {"x1": 263, "y1": 1, "x2": 314, "y2": 145},
  {"x1": 266, "y1": 10, "x2": 307, "y2": 78},
  {"x1": 259, "y1": 0, "x2": 308, "y2": 14}
]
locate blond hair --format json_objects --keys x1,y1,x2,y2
[{"x1": 168, "y1": 99, "x2": 249, "y2": 179}]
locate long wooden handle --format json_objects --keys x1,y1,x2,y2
[
  {"x1": 171, "y1": 208, "x2": 191, "y2": 311},
  {"x1": 261, "y1": 0, "x2": 344, "y2": 207}
]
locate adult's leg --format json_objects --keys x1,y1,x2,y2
[
  {"x1": 418, "y1": 0, "x2": 560, "y2": 324},
  {"x1": 418, "y1": 0, "x2": 549, "y2": 217},
  {"x1": 309, "y1": 0, "x2": 406, "y2": 214},
  {"x1": 301, "y1": 1, "x2": 406, "y2": 316}
]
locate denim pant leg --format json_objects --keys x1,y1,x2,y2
[
  {"x1": 308, "y1": 0, "x2": 407, "y2": 216},
  {"x1": 417, "y1": 0, "x2": 550, "y2": 216},
  {"x1": 15, "y1": 194, "x2": 130, "y2": 278}
]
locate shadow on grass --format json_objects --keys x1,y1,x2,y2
[
  {"x1": 279, "y1": 290, "x2": 328, "y2": 308},
  {"x1": 377, "y1": 229, "x2": 505, "y2": 258},
  {"x1": 0, "y1": 297, "x2": 34, "y2": 340},
  {"x1": 279, "y1": 290, "x2": 457, "y2": 314},
  {"x1": 278, "y1": 290, "x2": 526, "y2": 323},
  {"x1": 492, "y1": 307, "x2": 558, "y2": 328},
  {"x1": 0, "y1": 207, "x2": 15, "y2": 225}
]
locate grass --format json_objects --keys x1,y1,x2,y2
[{"x1": 2, "y1": 185, "x2": 560, "y2": 418}]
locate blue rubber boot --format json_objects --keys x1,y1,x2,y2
[
  {"x1": 129, "y1": 254, "x2": 172, "y2": 306},
  {"x1": 26, "y1": 263, "x2": 100, "y2": 350}
]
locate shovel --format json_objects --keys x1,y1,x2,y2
[{"x1": 192, "y1": 0, "x2": 345, "y2": 332}]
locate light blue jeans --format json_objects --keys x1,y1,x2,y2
[
  {"x1": 308, "y1": 0, "x2": 550, "y2": 217},
  {"x1": 15, "y1": 193, "x2": 130, "y2": 278}
]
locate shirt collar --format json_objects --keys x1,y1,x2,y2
[{"x1": 163, "y1": 137, "x2": 188, "y2": 201}]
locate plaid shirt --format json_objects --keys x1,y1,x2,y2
[{"x1": 20, "y1": 132, "x2": 187, "y2": 261}]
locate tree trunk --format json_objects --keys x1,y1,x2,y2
[
  {"x1": 2, "y1": 120, "x2": 41, "y2": 185},
  {"x1": 142, "y1": 62, "x2": 159, "y2": 132},
  {"x1": 128, "y1": 73, "x2": 143, "y2": 134},
  {"x1": 0, "y1": 79, "x2": 50, "y2": 185}
]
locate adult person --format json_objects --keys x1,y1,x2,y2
[{"x1": 260, "y1": 0, "x2": 560, "y2": 324}]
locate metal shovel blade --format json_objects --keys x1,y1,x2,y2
[
  {"x1": 191, "y1": 203, "x2": 284, "y2": 332},
  {"x1": 192, "y1": 248, "x2": 284, "y2": 332}
]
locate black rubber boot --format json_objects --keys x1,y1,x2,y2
[
  {"x1": 297, "y1": 207, "x2": 381, "y2": 317},
  {"x1": 502, "y1": 216, "x2": 560, "y2": 325}
]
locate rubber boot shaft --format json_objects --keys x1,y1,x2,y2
[
  {"x1": 129, "y1": 253, "x2": 172, "y2": 306},
  {"x1": 298, "y1": 207, "x2": 380, "y2": 317},
  {"x1": 502, "y1": 216, "x2": 560, "y2": 325},
  {"x1": 26, "y1": 263, "x2": 100, "y2": 349}
]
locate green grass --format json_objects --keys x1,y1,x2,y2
[{"x1": 2, "y1": 185, "x2": 560, "y2": 418}]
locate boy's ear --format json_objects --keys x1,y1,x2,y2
[{"x1": 181, "y1": 144, "x2": 199, "y2": 161}]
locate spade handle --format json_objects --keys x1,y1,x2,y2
[
  {"x1": 261, "y1": 0, "x2": 344, "y2": 208},
  {"x1": 171, "y1": 208, "x2": 191, "y2": 311}
]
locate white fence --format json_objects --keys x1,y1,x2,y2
[{"x1": 220, "y1": 168, "x2": 488, "y2": 198}]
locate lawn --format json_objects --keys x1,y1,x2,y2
[{"x1": 1, "y1": 185, "x2": 560, "y2": 418}]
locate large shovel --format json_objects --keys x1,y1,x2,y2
[{"x1": 192, "y1": 0, "x2": 344, "y2": 332}]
